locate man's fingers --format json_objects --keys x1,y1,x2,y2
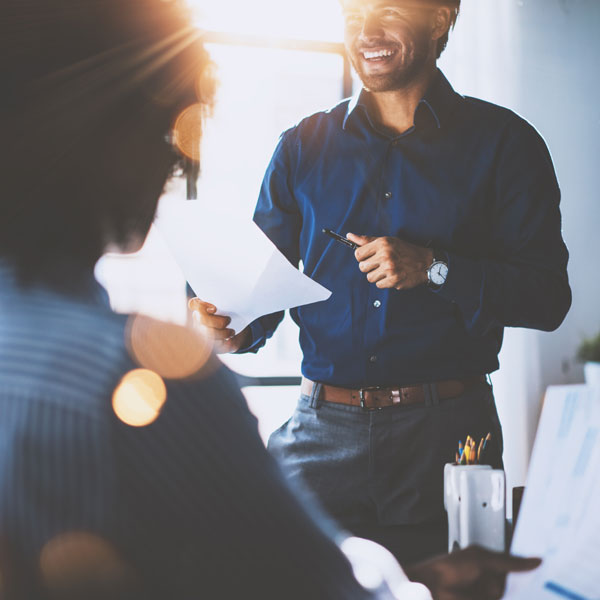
[
  {"x1": 214, "y1": 338, "x2": 237, "y2": 354},
  {"x1": 456, "y1": 571, "x2": 506, "y2": 600},
  {"x1": 359, "y1": 260, "x2": 379, "y2": 274},
  {"x1": 200, "y1": 313, "x2": 231, "y2": 330},
  {"x1": 348, "y1": 234, "x2": 378, "y2": 261},
  {"x1": 188, "y1": 297, "x2": 217, "y2": 315},
  {"x1": 189, "y1": 298, "x2": 233, "y2": 331},
  {"x1": 347, "y1": 232, "x2": 376, "y2": 247},
  {"x1": 489, "y1": 556, "x2": 542, "y2": 573},
  {"x1": 470, "y1": 549, "x2": 542, "y2": 574},
  {"x1": 439, "y1": 594, "x2": 474, "y2": 600},
  {"x1": 207, "y1": 328, "x2": 236, "y2": 341},
  {"x1": 483, "y1": 573, "x2": 508, "y2": 600},
  {"x1": 216, "y1": 341, "x2": 235, "y2": 354},
  {"x1": 367, "y1": 269, "x2": 387, "y2": 284},
  {"x1": 355, "y1": 245, "x2": 378, "y2": 262},
  {"x1": 376, "y1": 278, "x2": 394, "y2": 289},
  {"x1": 438, "y1": 579, "x2": 503, "y2": 600}
]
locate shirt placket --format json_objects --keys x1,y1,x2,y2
[{"x1": 363, "y1": 137, "x2": 399, "y2": 384}]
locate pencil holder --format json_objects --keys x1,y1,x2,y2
[{"x1": 444, "y1": 463, "x2": 506, "y2": 553}]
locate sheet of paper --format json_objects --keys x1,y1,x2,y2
[
  {"x1": 504, "y1": 385, "x2": 600, "y2": 600},
  {"x1": 155, "y1": 199, "x2": 332, "y2": 334}
]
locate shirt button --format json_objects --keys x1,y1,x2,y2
[
  {"x1": 384, "y1": 191, "x2": 392, "y2": 199},
  {"x1": 373, "y1": 300, "x2": 382, "y2": 308},
  {"x1": 370, "y1": 355, "x2": 378, "y2": 363}
]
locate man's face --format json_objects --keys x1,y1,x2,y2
[{"x1": 342, "y1": 0, "x2": 439, "y2": 92}]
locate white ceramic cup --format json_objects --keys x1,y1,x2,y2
[{"x1": 444, "y1": 463, "x2": 506, "y2": 553}]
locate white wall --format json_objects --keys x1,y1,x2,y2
[{"x1": 440, "y1": 0, "x2": 600, "y2": 497}]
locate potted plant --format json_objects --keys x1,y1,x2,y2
[{"x1": 577, "y1": 332, "x2": 600, "y2": 388}]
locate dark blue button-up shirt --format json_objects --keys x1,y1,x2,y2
[{"x1": 241, "y1": 70, "x2": 571, "y2": 388}]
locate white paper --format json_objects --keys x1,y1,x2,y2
[
  {"x1": 504, "y1": 385, "x2": 600, "y2": 600},
  {"x1": 154, "y1": 199, "x2": 331, "y2": 334}
]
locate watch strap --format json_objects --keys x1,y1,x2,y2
[{"x1": 432, "y1": 248, "x2": 448, "y2": 266}]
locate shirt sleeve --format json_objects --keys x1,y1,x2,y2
[
  {"x1": 434, "y1": 116, "x2": 572, "y2": 337},
  {"x1": 113, "y1": 362, "x2": 373, "y2": 599},
  {"x1": 236, "y1": 129, "x2": 302, "y2": 354}
]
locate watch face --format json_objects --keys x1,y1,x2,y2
[{"x1": 430, "y1": 262, "x2": 448, "y2": 286}]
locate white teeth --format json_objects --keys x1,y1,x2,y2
[{"x1": 363, "y1": 49, "x2": 395, "y2": 60}]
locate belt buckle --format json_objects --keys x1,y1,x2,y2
[{"x1": 359, "y1": 386, "x2": 383, "y2": 410}]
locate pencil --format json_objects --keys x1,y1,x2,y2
[
  {"x1": 480, "y1": 432, "x2": 492, "y2": 463},
  {"x1": 482, "y1": 432, "x2": 492, "y2": 451}
]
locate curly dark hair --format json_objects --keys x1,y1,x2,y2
[{"x1": 0, "y1": 0, "x2": 215, "y2": 286}]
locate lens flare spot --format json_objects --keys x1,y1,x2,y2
[
  {"x1": 112, "y1": 369, "x2": 167, "y2": 427},
  {"x1": 173, "y1": 103, "x2": 205, "y2": 160},
  {"x1": 125, "y1": 315, "x2": 215, "y2": 380},
  {"x1": 40, "y1": 532, "x2": 135, "y2": 593}
]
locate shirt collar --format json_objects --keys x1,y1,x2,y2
[
  {"x1": 0, "y1": 257, "x2": 111, "y2": 309},
  {"x1": 342, "y1": 68, "x2": 462, "y2": 132}
]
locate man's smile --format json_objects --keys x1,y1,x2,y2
[{"x1": 361, "y1": 47, "x2": 398, "y2": 61}]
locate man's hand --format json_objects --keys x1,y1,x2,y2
[
  {"x1": 188, "y1": 298, "x2": 251, "y2": 354},
  {"x1": 347, "y1": 233, "x2": 434, "y2": 291},
  {"x1": 404, "y1": 546, "x2": 542, "y2": 600}
]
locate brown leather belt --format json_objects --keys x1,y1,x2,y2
[{"x1": 301, "y1": 376, "x2": 487, "y2": 410}]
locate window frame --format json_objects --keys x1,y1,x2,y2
[{"x1": 201, "y1": 30, "x2": 353, "y2": 99}]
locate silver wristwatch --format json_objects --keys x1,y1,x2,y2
[{"x1": 427, "y1": 250, "x2": 449, "y2": 289}]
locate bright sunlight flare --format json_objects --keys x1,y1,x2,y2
[{"x1": 189, "y1": 0, "x2": 344, "y2": 43}]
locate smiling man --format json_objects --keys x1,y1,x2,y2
[{"x1": 193, "y1": 0, "x2": 571, "y2": 564}]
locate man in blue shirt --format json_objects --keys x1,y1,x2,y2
[{"x1": 193, "y1": 0, "x2": 571, "y2": 564}]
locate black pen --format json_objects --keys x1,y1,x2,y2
[{"x1": 322, "y1": 228, "x2": 358, "y2": 250}]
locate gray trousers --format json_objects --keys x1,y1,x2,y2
[{"x1": 268, "y1": 380, "x2": 504, "y2": 565}]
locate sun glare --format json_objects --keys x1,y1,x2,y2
[{"x1": 188, "y1": 0, "x2": 344, "y2": 43}]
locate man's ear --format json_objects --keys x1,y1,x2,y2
[{"x1": 431, "y1": 6, "x2": 453, "y2": 43}]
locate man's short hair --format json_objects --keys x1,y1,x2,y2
[
  {"x1": 0, "y1": 0, "x2": 215, "y2": 286},
  {"x1": 436, "y1": 0, "x2": 461, "y2": 58}
]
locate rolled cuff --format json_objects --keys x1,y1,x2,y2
[
  {"x1": 432, "y1": 250, "x2": 485, "y2": 331},
  {"x1": 233, "y1": 319, "x2": 266, "y2": 355}
]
